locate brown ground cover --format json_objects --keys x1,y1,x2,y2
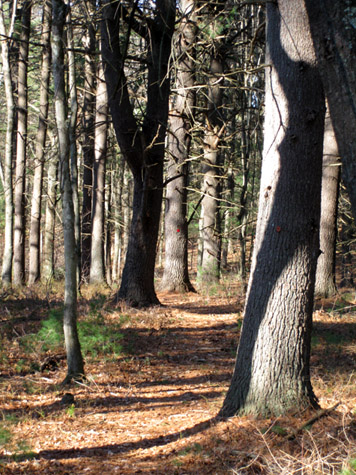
[{"x1": 0, "y1": 282, "x2": 356, "y2": 474}]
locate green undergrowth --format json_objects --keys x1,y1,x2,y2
[
  {"x1": 19, "y1": 297, "x2": 129, "y2": 363},
  {"x1": 0, "y1": 415, "x2": 34, "y2": 463}
]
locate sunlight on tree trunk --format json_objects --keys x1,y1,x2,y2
[{"x1": 221, "y1": 0, "x2": 325, "y2": 417}]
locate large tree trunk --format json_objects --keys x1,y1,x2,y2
[
  {"x1": 28, "y1": 0, "x2": 52, "y2": 285},
  {"x1": 90, "y1": 58, "x2": 108, "y2": 284},
  {"x1": 0, "y1": 1, "x2": 15, "y2": 285},
  {"x1": 102, "y1": 0, "x2": 175, "y2": 307},
  {"x1": 220, "y1": 0, "x2": 325, "y2": 417},
  {"x1": 13, "y1": 0, "x2": 31, "y2": 285},
  {"x1": 315, "y1": 106, "x2": 340, "y2": 297},
  {"x1": 52, "y1": 0, "x2": 84, "y2": 382},
  {"x1": 161, "y1": 0, "x2": 196, "y2": 293},
  {"x1": 304, "y1": 0, "x2": 356, "y2": 223}
]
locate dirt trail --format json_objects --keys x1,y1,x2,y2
[
  {"x1": 1, "y1": 291, "x2": 245, "y2": 474},
  {"x1": 1, "y1": 289, "x2": 356, "y2": 474}
]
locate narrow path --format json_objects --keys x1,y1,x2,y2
[{"x1": 1, "y1": 291, "x2": 242, "y2": 474}]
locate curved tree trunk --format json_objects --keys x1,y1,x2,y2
[
  {"x1": 102, "y1": 0, "x2": 175, "y2": 307},
  {"x1": 161, "y1": 0, "x2": 196, "y2": 293},
  {"x1": 28, "y1": 0, "x2": 52, "y2": 285},
  {"x1": 221, "y1": 0, "x2": 325, "y2": 417},
  {"x1": 304, "y1": 0, "x2": 356, "y2": 224},
  {"x1": 315, "y1": 106, "x2": 340, "y2": 297}
]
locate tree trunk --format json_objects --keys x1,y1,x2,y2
[
  {"x1": 81, "y1": 1, "x2": 96, "y2": 281},
  {"x1": 41, "y1": 141, "x2": 58, "y2": 282},
  {"x1": 0, "y1": 1, "x2": 15, "y2": 285},
  {"x1": 90, "y1": 57, "x2": 108, "y2": 284},
  {"x1": 28, "y1": 0, "x2": 52, "y2": 285},
  {"x1": 13, "y1": 0, "x2": 31, "y2": 285},
  {"x1": 161, "y1": 0, "x2": 196, "y2": 293},
  {"x1": 102, "y1": 0, "x2": 175, "y2": 307},
  {"x1": 67, "y1": 6, "x2": 81, "y2": 281},
  {"x1": 199, "y1": 53, "x2": 225, "y2": 285},
  {"x1": 112, "y1": 155, "x2": 123, "y2": 283},
  {"x1": 304, "y1": 0, "x2": 356, "y2": 223},
  {"x1": 315, "y1": 106, "x2": 340, "y2": 297},
  {"x1": 220, "y1": 0, "x2": 325, "y2": 417},
  {"x1": 52, "y1": 0, "x2": 84, "y2": 382}
]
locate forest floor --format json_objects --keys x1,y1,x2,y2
[{"x1": 0, "y1": 279, "x2": 356, "y2": 474}]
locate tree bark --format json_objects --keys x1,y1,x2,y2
[
  {"x1": 90, "y1": 57, "x2": 108, "y2": 284},
  {"x1": 304, "y1": 0, "x2": 356, "y2": 223},
  {"x1": 102, "y1": 0, "x2": 175, "y2": 306},
  {"x1": 199, "y1": 51, "x2": 225, "y2": 285},
  {"x1": 13, "y1": 0, "x2": 31, "y2": 285},
  {"x1": 161, "y1": 0, "x2": 196, "y2": 293},
  {"x1": 52, "y1": 0, "x2": 84, "y2": 381},
  {"x1": 315, "y1": 106, "x2": 340, "y2": 297},
  {"x1": 221, "y1": 0, "x2": 325, "y2": 417},
  {"x1": 81, "y1": 0, "x2": 96, "y2": 281},
  {"x1": 0, "y1": 1, "x2": 15, "y2": 285},
  {"x1": 28, "y1": 0, "x2": 52, "y2": 285},
  {"x1": 66, "y1": 6, "x2": 81, "y2": 282},
  {"x1": 41, "y1": 139, "x2": 58, "y2": 282}
]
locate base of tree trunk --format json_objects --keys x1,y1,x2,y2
[
  {"x1": 314, "y1": 280, "x2": 337, "y2": 298},
  {"x1": 116, "y1": 287, "x2": 161, "y2": 308},
  {"x1": 159, "y1": 279, "x2": 196, "y2": 294}
]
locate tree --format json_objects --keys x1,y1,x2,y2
[
  {"x1": 81, "y1": 0, "x2": 97, "y2": 280},
  {"x1": 28, "y1": 0, "x2": 52, "y2": 285},
  {"x1": 220, "y1": 0, "x2": 325, "y2": 417},
  {"x1": 13, "y1": 0, "x2": 32, "y2": 285},
  {"x1": 52, "y1": 0, "x2": 84, "y2": 382},
  {"x1": 41, "y1": 135, "x2": 58, "y2": 282},
  {"x1": 198, "y1": 3, "x2": 226, "y2": 285},
  {"x1": 315, "y1": 105, "x2": 340, "y2": 297},
  {"x1": 160, "y1": 0, "x2": 196, "y2": 293},
  {"x1": 90, "y1": 54, "x2": 108, "y2": 284},
  {"x1": 66, "y1": 6, "x2": 81, "y2": 280},
  {"x1": 101, "y1": 0, "x2": 175, "y2": 306},
  {"x1": 304, "y1": 0, "x2": 356, "y2": 223},
  {"x1": 0, "y1": 0, "x2": 16, "y2": 285}
]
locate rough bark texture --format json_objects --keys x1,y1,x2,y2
[
  {"x1": 52, "y1": 0, "x2": 84, "y2": 381},
  {"x1": 28, "y1": 0, "x2": 52, "y2": 285},
  {"x1": 161, "y1": 0, "x2": 196, "y2": 293},
  {"x1": 13, "y1": 0, "x2": 31, "y2": 285},
  {"x1": 304, "y1": 0, "x2": 356, "y2": 222},
  {"x1": 315, "y1": 107, "x2": 340, "y2": 297},
  {"x1": 90, "y1": 58, "x2": 108, "y2": 284},
  {"x1": 102, "y1": 0, "x2": 175, "y2": 307},
  {"x1": 221, "y1": 1, "x2": 325, "y2": 417},
  {"x1": 0, "y1": 1, "x2": 15, "y2": 285}
]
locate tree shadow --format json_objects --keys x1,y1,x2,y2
[{"x1": 0, "y1": 416, "x2": 220, "y2": 463}]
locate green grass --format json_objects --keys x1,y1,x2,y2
[{"x1": 19, "y1": 301, "x2": 129, "y2": 362}]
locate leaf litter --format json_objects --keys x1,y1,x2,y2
[{"x1": 0, "y1": 285, "x2": 356, "y2": 474}]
